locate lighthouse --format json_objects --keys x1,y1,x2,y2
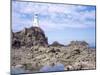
[{"x1": 33, "y1": 14, "x2": 39, "y2": 27}]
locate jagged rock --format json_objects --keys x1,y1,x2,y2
[
  {"x1": 11, "y1": 27, "x2": 96, "y2": 73},
  {"x1": 50, "y1": 41, "x2": 64, "y2": 47},
  {"x1": 67, "y1": 41, "x2": 89, "y2": 50},
  {"x1": 71, "y1": 49, "x2": 81, "y2": 56},
  {"x1": 12, "y1": 26, "x2": 48, "y2": 48},
  {"x1": 48, "y1": 48, "x2": 61, "y2": 54},
  {"x1": 68, "y1": 41, "x2": 88, "y2": 47},
  {"x1": 12, "y1": 38, "x2": 21, "y2": 48}
]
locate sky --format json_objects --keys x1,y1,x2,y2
[{"x1": 12, "y1": 1, "x2": 96, "y2": 46}]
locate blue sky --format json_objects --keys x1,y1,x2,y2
[{"x1": 12, "y1": 1, "x2": 96, "y2": 46}]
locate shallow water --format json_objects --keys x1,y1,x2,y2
[
  {"x1": 11, "y1": 64, "x2": 64, "y2": 74},
  {"x1": 40, "y1": 63, "x2": 64, "y2": 72},
  {"x1": 11, "y1": 67, "x2": 27, "y2": 75}
]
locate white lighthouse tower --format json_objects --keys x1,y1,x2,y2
[{"x1": 33, "y1": 14, "x2": 39, "y2": 27}]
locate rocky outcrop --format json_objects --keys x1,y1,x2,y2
[
  {"x1": 67, "y1": 41, "x2": 89, "y2": 50},
  {"x1": 50, "y1": 41, "x2": 64, "y2": 47},
  {"x1": 11, "y1": 27, "x2": 96, "y2": 74},
  {"x1": 68, "y1": 41, "x2": 88, "y2": 46},
  {"x1": 11, "y1": 41, "x2": 96, "y2": 73},
  {"x1": 12, "y1": 27, "x2": 48, "y2": 48}
]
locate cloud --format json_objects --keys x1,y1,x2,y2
[{"x1": 12, "y1": 1, "x2": 96, "y2": 32}]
